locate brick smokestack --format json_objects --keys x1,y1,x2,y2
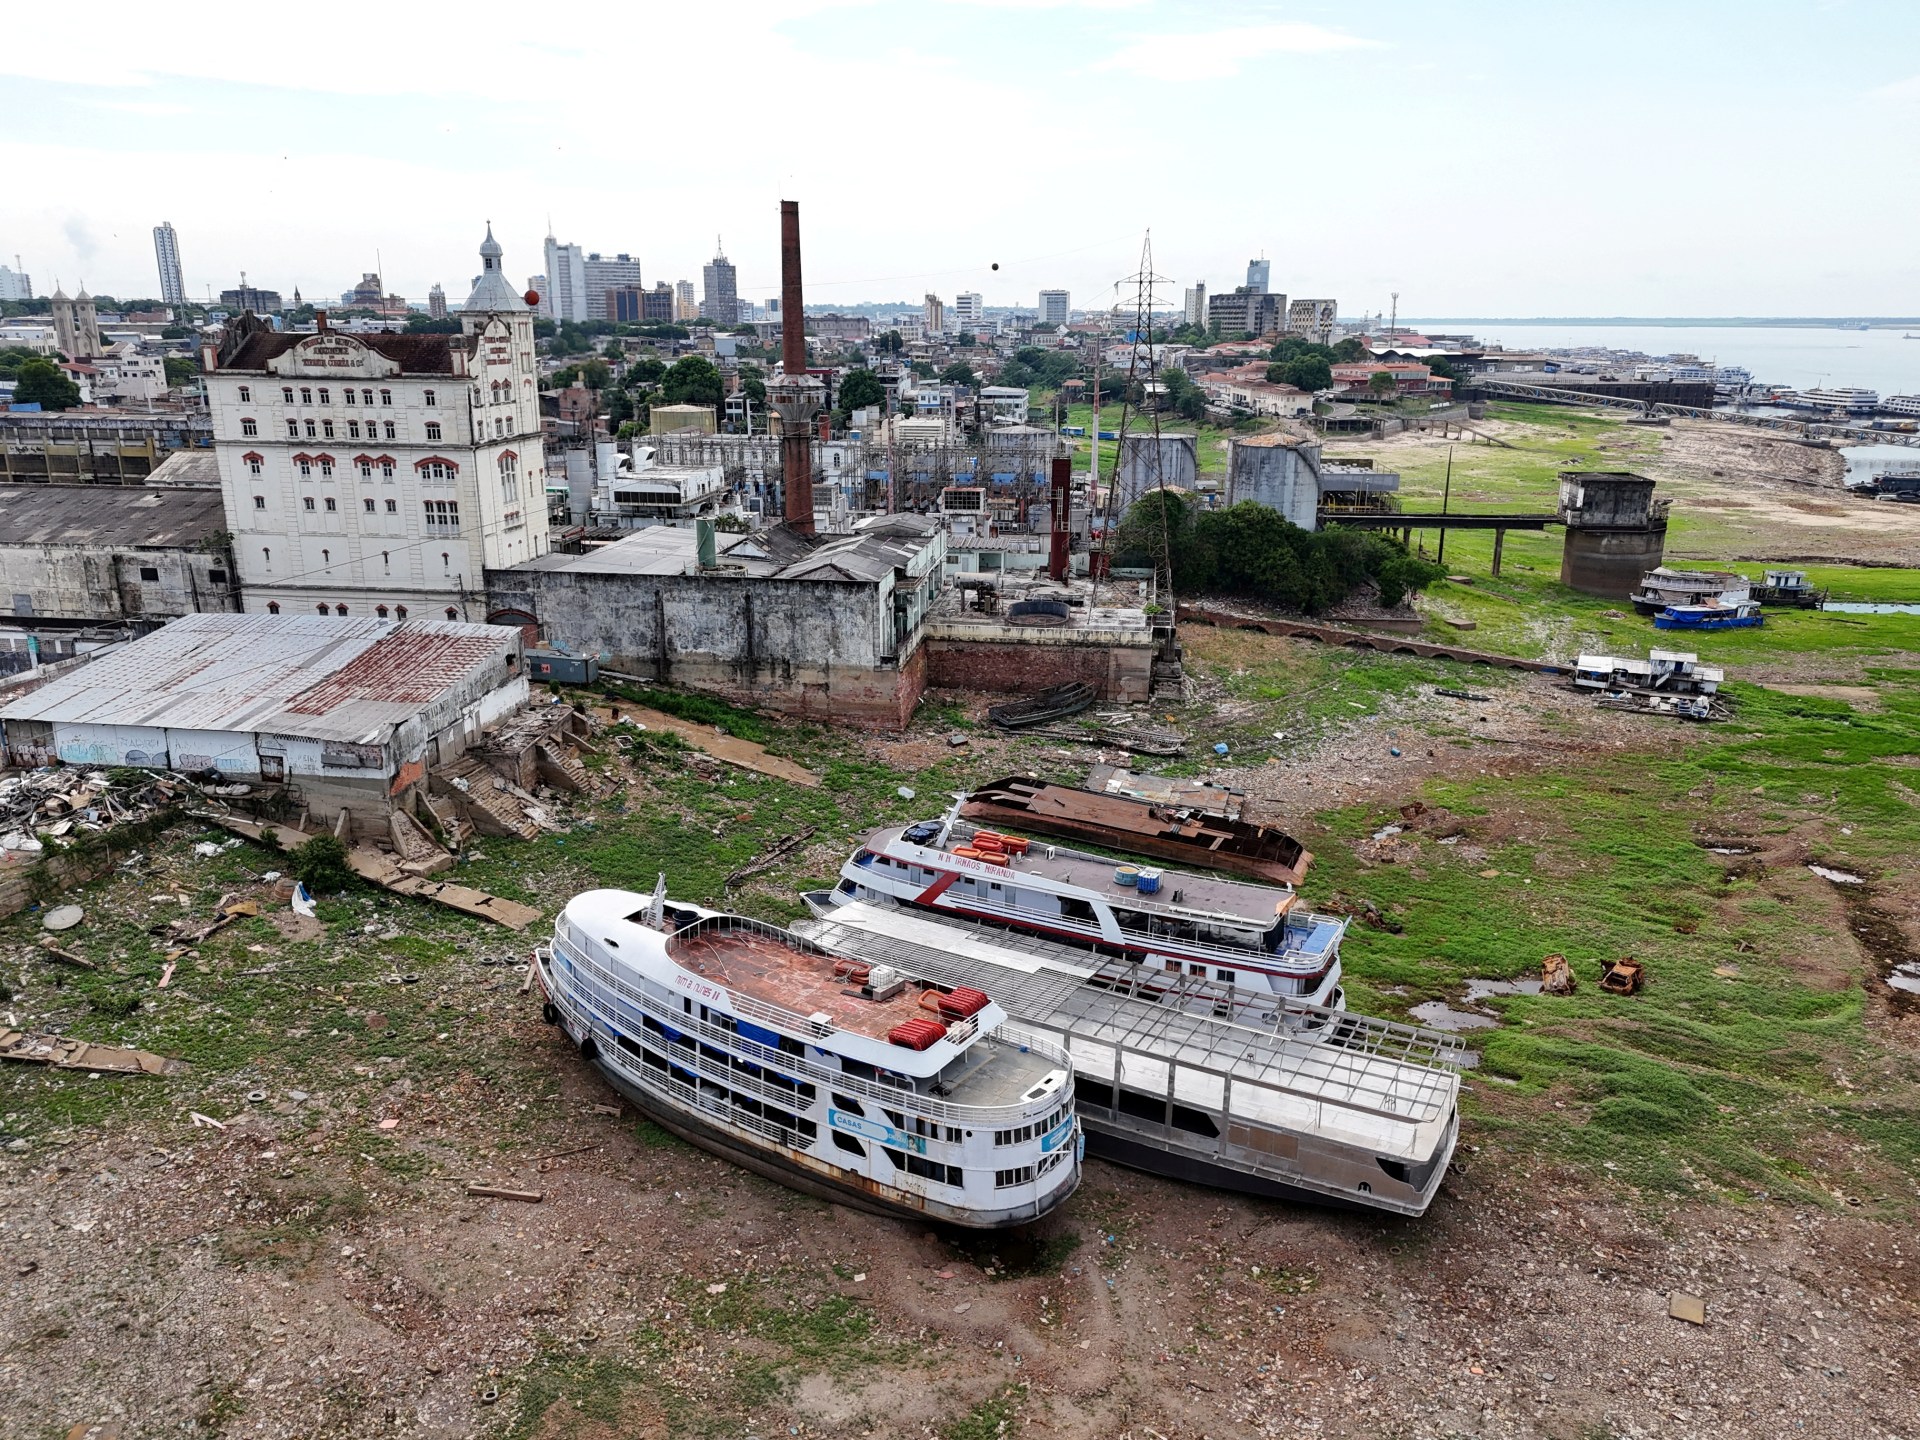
[{"x1": 776, "y1": 200, "x2": 818, "y2": 534}]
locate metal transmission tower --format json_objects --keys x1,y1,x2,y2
[{"x1": 1094, "y1": 232, "x2": 1178, "y2": 612}]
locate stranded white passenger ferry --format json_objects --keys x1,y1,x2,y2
[
  {"x1": 537, "y1": 887, "x2": 1080, "y2": 1228},
  {"x1": 816, "y1": 805, "x2": 1347, "y2": 1011}
]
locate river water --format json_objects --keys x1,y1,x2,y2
[{"x1": 1407, "y1": 322, "x2": 1920, "y2": 395}]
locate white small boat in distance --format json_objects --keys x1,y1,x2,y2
[
  {"x1": 817, "y1": 802, "x2": 1347, "y2": 1011},
  {"x1": 537, "y1": 886, "x2": 1080, "y2": 1228}
]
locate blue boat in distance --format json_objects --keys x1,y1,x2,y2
[{"x1": 1654, "y1": 601, "x2": 1764, "y2": 631}]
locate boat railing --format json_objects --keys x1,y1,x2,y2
[{"x1": 550, "y1": 932, "x2": 1072, "y2": 1128}]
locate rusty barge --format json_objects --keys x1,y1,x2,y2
[{"x1": 960, "y1": 774, "x2": 1313, "y2": 887}]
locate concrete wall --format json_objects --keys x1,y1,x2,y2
[
  {"x1": 487, "y1": 567, "x2": 923, "y2": 728},
  {"x1": 1561, "y1": 525, "x2": 1668, "y2": 600},
  {"x1": 0, "y1": 544, "x2": 238, "y2": 622},
  {"x1": 1227, "y1": 441, "x2": 1320, "y2": 529},
  {"x1": 1115, "y1": 434, "x2": 1198, "y2": 511}
]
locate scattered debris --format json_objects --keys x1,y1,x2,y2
[
  {"x1": 723, "y1": 826, "x2": 819, "y2": 890},
  {"x1": 590, "y1": 702, "x2": 819, "y2": 786},
  {"x1": 1668, "y1": 1291, "x2": 1707, "y2": 1325},
  {"x1": 37, "y1": 937, "x2": 97, "y2": 971},
  {"x1": 41, "y1": 905, "x2": 84, "y2": 932},
  {"x1": 1712, "y1": 964, "x2": 1742, "y2": 980},
  {"x1": 1599, "y1": 957, "x2": 1645, "y2": 995},
  {"x1": 188, "y1": 1112, "x2": 227, "y2": 1130},
  {"x1": 1808, "y1": 864, "x2": 1864, "y2": 886},
  {"x1": 465, "y1": 1184, "x2": 544, "y2": 1203},
  {"x1": 1541, "y1": 953, "x2": 1576, "y2": 994},
  {"x1": 290, "y1": 882, "x2": 317, "y2": 918},
  {"x1": 987, "y1": 681, "x2": 1096, "y2": 730},
  {"x1": 0, "y1": 1029, "x2": 182, "y2": 1076}
]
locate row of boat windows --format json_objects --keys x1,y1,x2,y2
[
  {"x1": 993, "y1": 1103, "x2": 1071, "y2": 1147},
  {"x1": 868, "y1": 853, "x2": 1272, "y2": 951}
]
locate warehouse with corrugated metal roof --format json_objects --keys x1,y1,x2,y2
[{"x1": 0, "y1": 612, "x2": 527, "y2": 823}]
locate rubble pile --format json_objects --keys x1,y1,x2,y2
[{"x1": 0, "y1": 767, "x2": 187, "y2": 863}]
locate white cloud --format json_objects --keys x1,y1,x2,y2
[{"x1": 1093, "y1": 20, "x2": 1376, "y2": 79}]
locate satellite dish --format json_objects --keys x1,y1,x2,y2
[{"x1": 524, "y1": 289, "x2": 541, "y2": 306}]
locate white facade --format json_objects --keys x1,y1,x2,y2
[
  {"x1": 207, "y1": 230, "x2": 550, "y2": 618},
  {"x1": 1286, "y1": 299, "x2": 1338, "y2": 346},
  {"x1": 95, "y1": 343, "x2": 168, "y2": 403},
  {"x1": 543, "y1": 236, "x2": 587, "y2": 321},
  {"x1": 582, "y1": 253, "x2": 642, "y2": 321},
  {"x1": 1183, "y1": 284, "x2": 1206, "y2": 328},
  {"x1": 923, "y1": 294, "x2": 946, "y2": 336},
  {"x1": 674, "y1": 280, "x2": 696, "y2": 321},
  {"x1": 153, "y1": 222, "x2": 187, "y2": 306},
  {"x1": 0, "y1": 266, "x2": 31, "y2": 303},
  {"x1": 953, "y1": 291, "x2": 983, "y2": 329},
  {"x1": 1037, "y1": 290, "x2": 1069, "y2": 327}
]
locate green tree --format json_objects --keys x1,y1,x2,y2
[
  {"x1": 1158, "y1": 366, "x2": 1207, "y2": 422},
  {"x1": 875, "y1": 330, "x2": 904, "y2": 354},
  {"x1": 623, "y1": 356, "x2": 666, "y2": 389},
  {"x1": 661, "y1": 355, "x2": 724, "y2": 407},
  {"x1": 12, "y1": 357, "x2": 80, "y2": 411},
  {"x1": 603, "y1": 341, "x2": 625, "y2": 361},
  {"x1": 1331, "y1": 337, "x2": 1367, "y2": 363},
  {"x1": 162, "y1": 355, "x2": 199, "y2": 388},
  {"x1": 580, "y1": 359, "x2": 611, "y2": 391},
  {"x1": 160, "y1": 324, "x2": 192, "y2": 340},
  {"x1": 910, "y1": 360, "x2": 935, "y2": 380},
  {"x1": 605, "y1": 387, "x2": 634, "y2": 426},
  {"x1": 737, "y1": 363, "x2": 767, "y2": 407},
  {"x1": 838, "y1": 368, "x2": 885, "y2": 413},
  {"x1": 1424, "y1": 355, "x2": 1460, "y2": 382},
  {"x1": 955, "y1": 331, "x2": 976, "y2": 349},
  {"x1": 405, "y1": 316, "x2": 462, "y2": 334},
  {"x1": 550, "y1": 365, "x2": 580, "y2": 389},
  {"x1": 1367, "y1": 371, "x2": 1398, "y2": 401},
  {"x1": 939, "y1": 361, "x2": 977, "y2": 387},
  {"x1": 1268, "y1": 356, "x2": 1332, "y2": 392}
]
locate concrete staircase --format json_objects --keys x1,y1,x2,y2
[
  {"x1": 536, "y1": 742, "x2": 591, "y2": 794},
  {"x1": 434, "y1": 759, "x2": 542, "y2": 842}
]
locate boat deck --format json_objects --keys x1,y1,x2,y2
[
  {"x1": 935, "y1": 1040, "x2": 1064, "y2": 1108},
  {"x1": 800, "y1": 904, "x2": 1462, "y2": 1156},
  {"x1": 667, "y1": 923, "x2": 933, "y2": 1042},
  {"x1": 883, "y1": 825, "x2": 1294, "y2": 925}
]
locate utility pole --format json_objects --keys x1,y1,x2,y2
[
  {"x1": 1388, "y1": 292, "x2": 1399, "y2": 347},
  {"x1": 1437, "y1": 445, "x2": 1453, "y2": 566}
]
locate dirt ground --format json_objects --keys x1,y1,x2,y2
[{"x1": 6, "y1": 678, "x2": 1919, "y2": 1440}]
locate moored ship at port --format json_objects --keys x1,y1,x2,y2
[
  {"x1": 537, "y1": 887, "x2": 1080, "y2": 1228},
  {"x1": 820, "y1": 802, "x2": 1346, "y2": 1010}
]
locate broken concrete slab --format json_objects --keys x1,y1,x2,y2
[{"x1": 0, "y1": 1029, "x2": 183, "y2": 1076}]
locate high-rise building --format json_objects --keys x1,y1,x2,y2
[
  {"x1": 923, "y1": 293, "x2": 946, "y2": 336},
  {"x1": 673, "y1": 280, "x2": 696, "y2": 322},
  {"x1": 1182, "y1": 284, "x2": 1207, "y2": 328},
  {"x1": 0, "y1": 263, "x2": 30, "y2": 302},
  {"x1": 642, "y1": 283, "x2": 675, "y2": 323},
  {"x1": 153, "y1": 222, "x2": 186, "y2": 306},
  {"x1": 607, "y1": 287, "x2": 644, "y2": 323},
  {"x1": 701, "y1": 244, "x2": 738, "y2": 324},
  {"x1": 50, "y1": 286, "x2": 102, "y2": 358},
  {"x1": 220, "y1": 276, "x2": 285, "y2": 315},
  {"x1": 427, "y1": 283, "x2": 448, "y2": 320},
  {"x1": 1246, "y1": 257, "x2": 1270, "y2": 294},
  {"x1": 205, "y1": 226, "x2": 550, "y2": 616},
  {"x1": 1037, "y1": 289, "x2": 1070, "y2": 327},
  {"x1": 543, "y1": 235, "x2": 587, "y2": 321},
  {"x1": 1207, "y1": 288, "x2": 1284, "y2": 338},
  {"x1": 582, "y1": 252, "x2": 641, "y2": 321},
  {"x1": 1285, "y1": 299, "x2": 1338, "y2": 346},
  {"x1": 953, "y1": 291, "x2": 983, "y2": 330}
]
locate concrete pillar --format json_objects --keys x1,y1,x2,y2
[{"x1": 1491, "y1": 527, "x2": 1505, "y2": 576}]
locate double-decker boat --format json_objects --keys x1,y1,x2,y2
[
  {"x1": 537, "y1": 886, "x2": 1080, "y2": 1227},
  {"x1": 814, "y1": 803, "x2": 1346, "y2": 1011}
]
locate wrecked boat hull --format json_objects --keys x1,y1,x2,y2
[{"x1": 1078, "y1": 1102, "x2": 1458, "y2": 1218}]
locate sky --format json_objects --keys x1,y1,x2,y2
[{"x1": 4, "y1": 0, "x2": 1918, "y2": 318}]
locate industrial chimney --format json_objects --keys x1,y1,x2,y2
[{"x1": 768, "y1": 200, "x2": 825, "y2": 536}]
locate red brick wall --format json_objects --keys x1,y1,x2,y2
[{"x1": 923, "y1": 639, "x2": 1151, "y2": 703}]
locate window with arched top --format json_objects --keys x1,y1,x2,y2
[
  {"x1": 395, "y1": 604, "x2": 408, "y2": 620},
  {"x1": 376, "y1": 604, "x2": 389, "y2": 617},
  {"x1": 335, "y1": 604, "x2": 347, "y2": 616},
  {"x1": 316, "y1": 602, "x2": 328, "y2": 614},
  {"x1": 321, "y1": 547, "x2": 330, "y2": 562},
  {"x1": 379, "y1": 388, "x2": 392, "y2": 406},
  {"x1": 300, "y1": 387, "x2": 312, "y2": 404},
  {"x1": 266, "y1": 600, "x2": 280, "y2": 614},
  {"x1": 282, "y1": 386, "x2": 294, "y2": 403},
  {"x1": 445, "y1": 607, "x2": 458, "y2": 620},
  {"x1": 261, "y1": 546, "x2": 271, "y2": 568},
  {"x1": 241, "y1": 417, "x2": 257, "y2": 437}
]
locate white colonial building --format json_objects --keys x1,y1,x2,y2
[{"x1": 204, "y1": 228, "x2": 549, "y2": 619}]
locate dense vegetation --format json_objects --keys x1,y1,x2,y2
[{"x1": 1116, "y1": 492, "x2": 1446, "y2": 611}]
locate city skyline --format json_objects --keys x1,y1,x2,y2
[{"x1": 3, "y1": 2, "x2": 1917, "y2": 314}]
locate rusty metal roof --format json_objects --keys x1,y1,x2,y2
[{"x1": 0, "y1": 612, "x2": 519, "y2": 743}]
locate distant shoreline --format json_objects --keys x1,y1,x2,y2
[{"x1": 1406, "y1": 317, "x2": 1920, "y2": 328}]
